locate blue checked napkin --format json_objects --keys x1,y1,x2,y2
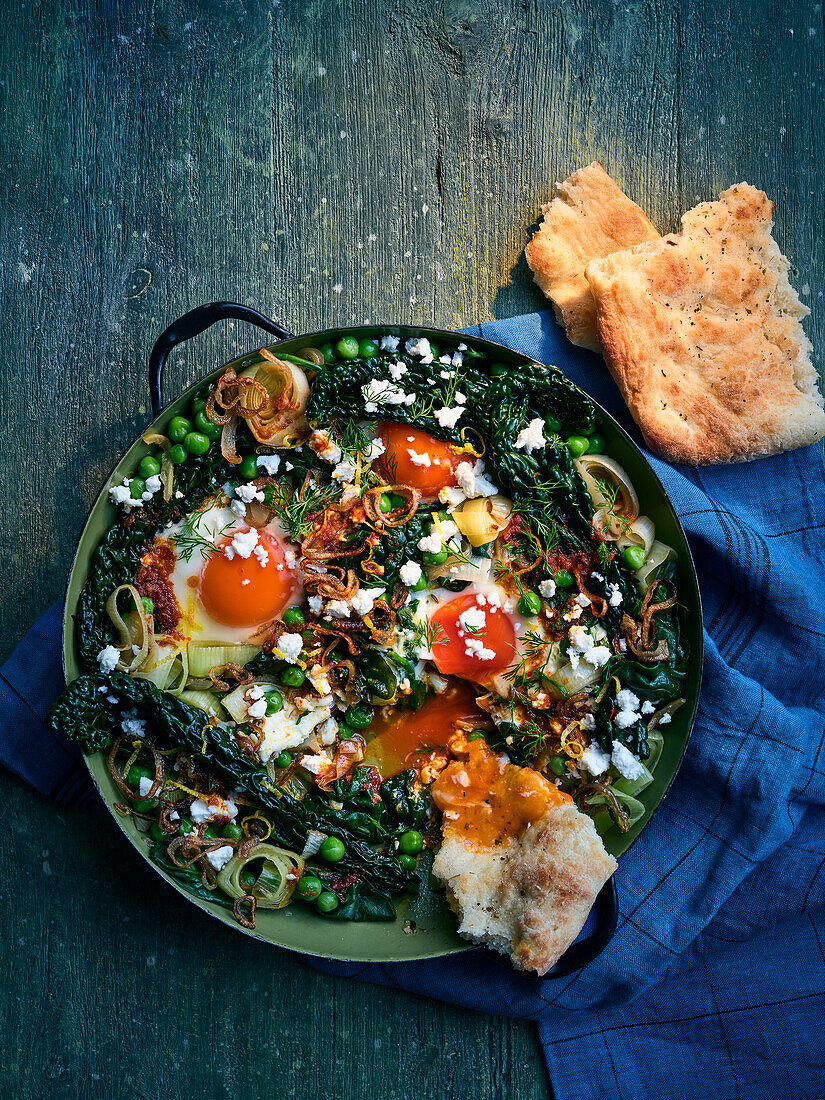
[{"x1": 3, "y1": 312, "x2": 824, "y2": 1099}]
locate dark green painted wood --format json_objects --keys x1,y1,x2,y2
[{"x1": 1, "y1": 0, "x2": 821, "y2": 1096}]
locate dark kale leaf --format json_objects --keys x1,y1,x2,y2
[
  {"x1": 379, "y1": 770, "x2": 429, "y2": 830},
  {"x1": 148, "y1": 843, "x2": 233, "y2": 909}
]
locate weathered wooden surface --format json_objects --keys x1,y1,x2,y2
[{"x1": 1, "y1": 0, "x2": 822, "y2": 1096}]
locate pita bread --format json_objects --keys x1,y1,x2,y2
[
  {"x1": 525, "y1": 162, "x2": 659, "y2": 351},
  {"x1": 585, "y1": 183, "x2": 825, "y2": 464},
  {"x1": 432, "y1": 802, "x2": 617, "y2": 976}
]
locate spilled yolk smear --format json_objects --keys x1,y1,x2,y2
[
  {"x1": 363, "y1": 686, "x2": 485, "y2": 776},
  {"x1": 431, "y1": 738, "x2": 572, "y2": 850}
]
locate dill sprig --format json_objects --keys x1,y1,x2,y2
[
  {"x1": 265, "y1": 479, "x2": 339, "y2": 543},
  {"x1": 174, "y1": 503, "x2": 234, "y2": 563}
]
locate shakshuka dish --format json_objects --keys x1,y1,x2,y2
[{"x1": 50, "y1": 331, "x2": 688, "y2": 974}]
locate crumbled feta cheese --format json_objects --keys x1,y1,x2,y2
[
  {"x1": 230, "y1": 499, "x2": 247, "y2": 518},
  {"x1": 248, "y1": 697, "x2": 267, "y2": 719},
  {"x1": 308, "y1": 595, "x2": 323, "y2": 613},
  {"x1": 539, "y1": 578, "x2": 557, "y2": 598},
  {"x1": 399, "y1": 560, "x2": 422, "y2": 587},
  {"x1": 235, "y1": 482, "x2": 264, "y2": 504},
  {"x1": 380, "y1": 334, "x2": 400, "y2": 352},
  {"x1": 607, "y1": 582, "x2": 623, "y2": 607},
  {"x1": 567, "y1": 624, "x2": 612, "y2": 671},
  {"x1": 137, "y1": 776, "x2": 155, "y2": 797},
  {"x1": 364, "y1": 437, "x2": 385, "y2": 463},
  {"x1": 574, "y1": 592, "x2": 591, "y2": 608},
  {"x1": 108, "y1": 481, "x2": 143, "y2": 509},
  {"x1": 457, "y1": 606, "x2": 486, "y2": 632},
  {"x1": 224, "y1": 528, "x2": 259, "y2": 560},
  {"x1": 301, "y1": 752, "x2": 333, "y2": 775},
  {"x1": 278, "y1": 632, "x2": 303, "y2": 663},
  {"x1": 591, "y1": 571, "x2": 604, "y2": 583},
  {"x1": 640, "y1": 700, "x2": 655, "y2": 715},
  {"x1": 514, "y1": 418, "x2": 546, "y2": 453},
  {"x1": 253, "y1": 543, "x2": 269, "y2": 567},
  {"x1": 387, "y1": 360, "x2": 408, "y2": 380},
  {"x1": 256, "y1": 453, "x2": 280, "y2": 475},
  {"x1": 258, "y1": 695, "x2": 334, "y2": 762},
  {"x1": 454, "y1": 391, "x2": 466, "y2": 404},
  {"x1": 145, "y1": 474, "x2": 162, "y2": 495},
  {"x1": 407, "y1": 447, "x2": 431, "y2": 467},
  {"x1": 418, "y1": 531, "x2": 443, "y2": 554},
  {"x1": 190, "y1": 796, "x2": 238, "y2": 823},
  {"x1": 438, "y1": 485, "x2": 467, "y2": 509},
  {"x1": 433, "y1": 405, "x2": 464, "y2": 429},
  {"x1": 614, "y1": 688, "x2": 642, "y2": 729},
  {"x1": 579, "y1": 713, "x2": 596, "y2": 731},
  {"x1": 658, "y1": 713, "x2": 672, "y2": 725},
  {"x1": 307, "y1": 666, "x2": 333, "y2": 696},
  {"x1": 96, "y1": 645, "x2": 120, "y2": 673},
  {"x1": 464, "y1": 637, "x2": 497, "y2": 661},
  {"x1": 581, "y1": 745, "x2": 610, "y2": 776},
  {"x1": 122, "y1": 716, "x2": 146, "y2": 737},
  {"x1": 332, "y1": 457, "x2": 358, "y2": 483},
  {"x1": 405, "y1": 336, "x2": 433, "y2": 362},
  {"x1": 454, "y1": 460, "x2": 497, "y2": 499},
  {"x1": 611, "y1": 741, "x2": 645, "y2": 781},
  {"x1": 309, "y1": 430, "x2": 342, "y2": 465},
  {"x1": 206, "y1": 845, "x2": 234, "y2": 871},
  {"x1": 350, "y1": 587, "x2": 385, "y2": 616},
  {"x1": 325, "y1": 599, "x2": 351, "y2": 618},
  {"x1": 361, "y1": 378, "x2": 416, "y2": 410}
]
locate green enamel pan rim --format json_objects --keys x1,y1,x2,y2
[{"x1": 62, "y1": 324, "x2": 703, "y2": 964}]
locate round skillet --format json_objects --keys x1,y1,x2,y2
[{"x1": 62, "y1": 303, "x2": 703, "y2": 972}]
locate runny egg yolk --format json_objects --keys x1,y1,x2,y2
[
  {"x1": 430, "y1": 593, "x2": 516, "y2": 682},
  {"x1": 431, "y1": 736, "x2": 572, "y2": 850},
  {"x1": 377, "y1": 421, "x2": 463, "y2": 498},
  {"x1": 199, "y1": 528, "x2": 297, "y2": 627}
]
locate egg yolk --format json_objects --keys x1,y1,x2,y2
[
  {"x1": 363, "y1": 685, "x2": 485, "y2": 776},
  {"x1": 199, "y1": 528, "x2": 297, "y2": 627},
  {"x1": 430, "y1": 593, "x2": 516, "y2": 682},
  {"x1": 377, "y1": 421, "x2": 463, "y2": 498}
]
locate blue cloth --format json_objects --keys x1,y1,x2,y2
[{"x1": 3, "y1": 311, "x2": 824, "y2": 1098}]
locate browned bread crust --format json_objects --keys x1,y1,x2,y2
[
  {"x1": 525, "y1": 162, "x2": 659, "y2": 351},
  {"x1": 585, "y1": 183, "x2": 825, "y2": 464},
  {"x1": 432, "y1": 803, "x2": 617, "y2": 976}
]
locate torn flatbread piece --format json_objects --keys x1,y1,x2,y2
[
  {"x1": 585, "y1": 183, "x2": 825, "y2": 464},
  {"x1": 430, "y1": 736, "x2": 617, "y2": 976},
  {"x1": 525, "y1": 162, "x2": 659, "y2": 351}
]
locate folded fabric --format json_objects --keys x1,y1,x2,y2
[{"x1": 2, "y1": 311, "x2": 823, "y2": 1099}]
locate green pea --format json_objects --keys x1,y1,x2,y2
[
  {"x1": 266, "y1": 690, "x2": 285, "y2": 716},
  {"x1": 222, "y1": 821, "x2": 244, "y2": 839},
  {"x1": 168, "y1": 444, "x2": 187, "y2": 465},
  {"x1": 194, "y1": 410, "x2": 221, "y2": 440},
  {"x1": 399, "y1": 830, "x2": 423, "y2": 854},
  {"x1": 344, "y1": 704, "x2": 373, "y2": 730},
  {"x1": 274, "y1": 751, "x2": 292, "y2": 769},
  {"x1": 518, "y1": 591, "x2": 542, "y2": 616},
  {"x1": 126, "y1": 762, "x2": 153, "y2": 791},
  {"x1": 140, "y1": 597, "x2": 154, "y2": 614},
  {"x1": 554, "y1": 568, "x2": 574, "y2": 587},
  {"x1": 282, "y1": 607, "x2": 306, "y2": 627},
  {"x1": 149, "y1": 823, "x2": 166, "y2": 843},
  {"x1": 378, "y1": 493, "x2": 392, "y2": 514},
  {"x1": 565, "y1": 435, "x2": 589, "y2": 457},
  {"x1": 586, "y1": 433, "x2": 605, "y2": 454},
  {"x1": 168, "y1": 415, "x2": 192, "y2": 443},
  {"x1": 397, "y1": 853, "x2": 418, "y2": 872},
  {"x1": 241, "y1": 870, "x2": 257, "y2": 889},
  {"x1": 388, "y1": 493, "x2": 406, "y2": 509},
  {"x1": 548, "y1": 755, "x2": 568, "y2": 776},
  {"x1": 238, "y1": 454, "x2": 259, "y2": 480},
  {"x1": 138, "y1": 455, "x2": 161, "y2": 479},
  {"x1": 622, "y1": 545, "x2": 647, "y2": 571},
  {"x1": 183, "y1": 431, "x2": 210, "y2": 456},
  {"x1": 316, "y1": 890, "x2": 339, "y2": 913},
  {"x1": 128, "y1": 477, "x2": 146, "y2": 499},
  {"x1": 335, "y1": 336, "x2": 360, "y2": 360},
  {"x1": 544, "y1": 415, "x2": 562, "y2": 434},
  {"x1": 281, "y1": 667, "x2": 305, "y2": 688},
  {"x1": 191, "y1": 397, "x2": 207, "y2": 416},
  {"x1": 320, "y1": 836, "x2": 346, "y2": 862},
  {"x1": 202, "y1": 826, "x2": 218, "y2": 840},
  {"x1": 411, "y1": 574, "x2": 428, "y2": 592},
  {"x1": 295, "y1": 875, "x2": 323, "y2": 901},
  {"x1": 422, "y1": 547, "x2": 449, "y2": 566},
  {"x1": 132, "y1": 798, "x2": 157, "y2": 812},
  {"x1": 178, "y1": 817, "x2": 195, "y2": 835},
  {"x1": 318, "y1": 342, "x2": 335, "y2": 364},
  {"x1": 358, "y1": 337, "x2": 379, "y2": 358}
]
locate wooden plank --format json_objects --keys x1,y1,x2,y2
[{"x1": 1, "y1": 0, "x2": 822, "y2": 1096}]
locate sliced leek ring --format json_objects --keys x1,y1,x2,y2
[
  {"x1": 216, "y1": 843, "x2": 304, "y2": 909},
  {"x1": 188, "y1": 642, "x2": 260, "y2": 679}
]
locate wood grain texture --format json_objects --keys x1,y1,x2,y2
[{"x1": 1, "y1": 0, "x2": 822, "y2": 1096}]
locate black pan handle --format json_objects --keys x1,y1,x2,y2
[
  {"x1": 545, "y1": 877, "x2": 618, "y2": 978},
  {"x1": 148, "y1": 302, "x2": 295, "y2": 416}
]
